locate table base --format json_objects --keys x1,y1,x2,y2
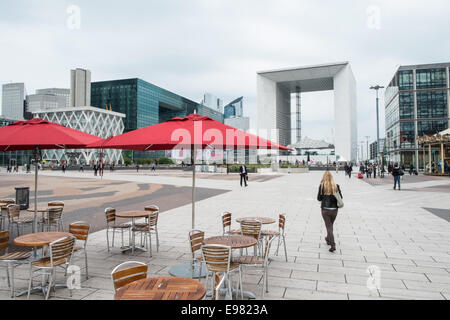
[{"x1": 169, "y1": 263, "x2": 207, "y2": 279}]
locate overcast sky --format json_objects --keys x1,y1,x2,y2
[{"x1": 1, "y1": 0, "x2": 449, "y2": 147}]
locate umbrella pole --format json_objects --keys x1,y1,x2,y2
[
  {"x1": 34, "y1": 147, "x2": 38, "y2": 233},
  {"x1": 191, "y1": 145, "x2": 195, "y2": 230}
]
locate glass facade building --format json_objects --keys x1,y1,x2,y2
[
  {"x1": 385, "y1": 63, "x2": 450, "y2": 167},
  {"x1": 0, "y1": 117, "x2": 34, "y2": 166},
  {"x1": 91, "y1": 78, "x2": 224, "y2": 158},
  {"x1": 224, "y1": 97, "x2": 244, "y2": 119}
]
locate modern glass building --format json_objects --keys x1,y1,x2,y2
[
  {"x1": 91, "y1": 78, "x2": 223, "y2": 133},
  {"x1": 224, "y1": 97, "x2": 244, "y2": 119},
  {"x1": 385, "y1": 63, "x2": 450, "y2": 167},
  {"x1": 91, "y1": 78, "x2": 224, "y2": 159}
]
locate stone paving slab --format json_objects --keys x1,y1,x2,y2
[{"x1": 0, "y1": 171, "x2": 449, "y2": 300}]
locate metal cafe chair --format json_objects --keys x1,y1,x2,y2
[
  {"x1": 111, "y1": 261, "x2": 148, "y2": 293},
  {"x1": 69, "y1": 221, "x2": 90, "y2": 280},
  {"x1": 104, "y1": 207, "x2": 131, "y2": 252}
]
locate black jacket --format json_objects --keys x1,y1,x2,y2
[
  {"x1": 392, "y1": 167, "x2": 402, "y2": 176},
  {"x1": 317, "y1": 184, "x2": 343, "y2": 209},
  {"x1": 239, "y1": 165, "x2": 248, "y2": 175}
]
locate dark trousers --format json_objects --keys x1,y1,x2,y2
[
  {"x1": 394, "y1": 176, "x2": 401, "y2": 189},
  {"x1": 321, "y1": 208, "x2": 338, "y2": 248},
  {"x1": 240, "y1": 173, "x2": 247, "y2": 186}
]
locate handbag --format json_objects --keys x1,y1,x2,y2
[{"x1": 334, "y1": 191, "x2": 344, "y2": 208}]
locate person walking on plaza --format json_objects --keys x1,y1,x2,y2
[
  {"x1": 409, "y1": 164, "x2": 414, "y2": 175},
  {"x1": 366, "y1": 164, "x2": 372, "y2": 178},
  {"x1": 93, "y1": 163, "x2": 98, "y2": 176},
  {"x1": 317, "y1": 171, "x2": 343, "y2": 253},
  {"x1": 152, "y1": 161, "x2": 156, "y2": 173},
  {"x1": 26, "y1": 163, "x2": 31, "y2": 173},
  {"x1": 99, "y1": 160, "x2": 104, "y2": 177},
  {"x1": 392, "y1": 163, "x2": 403, "y2": 190},
  {"x1": 136, "y1": 164, "x2": 139, "y2": 173},
  {"x1": 373, "y1": 163, "x2": 377, "y2": 178},
  {"x1": 335, "y1": 162, "x2": 339, "y2": 174},
  {"x1": 62, "y1": 164, "x2": 66, "y2": 174},
  {"x1": 239, "y1": 163, "x2": 248, "y2": 187},
  {"x1": 345, "y1": 162, "x2": 352, "y2": 178}
]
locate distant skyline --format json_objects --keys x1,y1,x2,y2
[{"x1": 1, "y1": 0, "x2": 449, "y2": 144}]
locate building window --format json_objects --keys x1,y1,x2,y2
[
  {"x1": 399, "y1": 121, "x2": 415, "y2": 149},
  {"x1": 416, "y1": 68, "x2": 446, "y2": 89},
  {"x1": 398, "y1": 70, "x2": 413, "y2": 90},
  {"x1": 399, "y1": 92, "x2": 414, "y2": 119},
  {"x1": 417, "y1": 90, "x2": 447, "y2": 119}
]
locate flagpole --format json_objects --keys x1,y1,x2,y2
[
  {"x1": 34, "y1": 147, "x2": 38, "y2": 233},
  {"x1": 191, "y1": 144, "x2": 196, "y2": 230}
]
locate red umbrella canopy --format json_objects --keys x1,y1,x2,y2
[
  {"x1": 0, "y1": 118, "x2": 102, "y2": 151},
  {"x1": 89, "y1": 114, "x2": 292, "y2": 151}
]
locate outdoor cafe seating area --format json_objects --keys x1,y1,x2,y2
[{"x1": 0, "y1": 197, "x2": 288, "y2": 300}]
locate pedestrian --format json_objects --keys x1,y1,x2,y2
[
  {"x1": 26, "y1": 163, "x2": 31, "y2": 173},
  {"x1": 79, "y1": 165, "x2": 84, "y2": 172},
  {"x1": 152, "y1": 161, "x2": 156, "y2": 172},
  {"x1": 409, "y1": 164, "x2": 414, "y2": 175},
  {"x1": 345, "y1": 162, "x2": 352, "y2": 178},
  {"x1": 136, "y1": 164, "x2": 139, "y2": 173},
  {"x1": 335, "y1": 162, "x2": 339, "y2": 174},
  {"x1": 62, "y1": 164, "x2": 66, "y2": 173},
  {"x1": 99, "y1": 161, "x2": 104, "y2": 177},
  {"x1": 392, "y1": 162, "x2": 403, "y2": 190},
  {"x1": 239, "y1": 163, "x2": 248, "y2": 187},
  {"x1": 317, "y1": 171, "x2": 343, "y2": 253},
  {"x1": 366, "y1": 165, "x2": 372, "y2": 178},
  {"x1": 94, "y1": 163, "x2": 98, "y2": 176},
  {"x1": 373, "y1": 163, "x2": 377, "y2": 178}
]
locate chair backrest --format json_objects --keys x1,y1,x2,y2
[
  {"x1": 105, "y1": 207, "x2": 116, "y2": 224},
  {"x1": 69, "y1": 221, "x2": 90, "y2": 242},
  {"x1": 7, "y1": 204, "x2": 20, "y2": 221},
  {"x1": 111, "y1": 261, "x2": 148, "y2": 292},
  {"x1": 147, "y1": 211, "x2": 159, "y2": 228},
  {"x1": 47, "y1": 206, "x2": 64, "y2": 222},
  {"x1": 1, "y1": 198, "x2": 15, "y2": 205},
  {"x1": 49, "y1": 236, "x2": 76, "y2": 266},
  {"x1": 279, "y1": 214, "x2": 286, "y2": 234},
  {"x1": 263, "y1": 235, "x2": 277, "y2": 264},
  {"x1": 240, "y1": 219, "x2": 262, "y2": 240},
  {"x1": 201, "y1": 244, "x2": 232, "y2": 273},
  {"x1": 221, "y1": 212, "x2": 232, "y2": 234},
  {"x1": 48, "y1": 201, "x2": 65, "y2": 208},
  {"x1": 0, "y1": 231, "x2": 9, "y2": 251},
  {"x1": 144, "y1": 205, "x2": 159, "y2": 213},
  {"x1": 189, "y1": 230, "x2": 204, "y2": 255}
]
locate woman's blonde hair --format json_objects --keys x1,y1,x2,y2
[{"x1": 320, "y1": 171, "x2": 338, "y2": 195}]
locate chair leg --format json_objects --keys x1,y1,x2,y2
[
  {"x1": 148, "y1": 232, "x2": 152, "y2": 258},
  {"x1": 275, "y1": 236, "x2": 281, "y2": 256},
  {"x1": 10, "y1": 263, "x2": 15, "y2": 298},
  {"x1": 283, "y1": 236, "x2": 288, "y2": 262},
  {"x1": 45, "y1": 271, "x2": 54, "y2": 300},
  {"x1": 239, "y1": 266, "x2": 243, "y2": 300},
  {"x1": 227, "y1": 274, "x2": 233, "y2": 300},
  {"x1": 27, "y1": 264, "x2": 33, "y2": 300},
  {"x1": 85, "y1": 249, "x2": 89, "y2": 279},
  {"x1": 5, "y1": 264, "x2": 11, "y2": 288},
  {"x1": 156, "y1": 228, "x2": 159, "y2": 252},
  {"x1": 112, "y1": 228, "x2": 115, "y2": 248},
  {"x1": 106, "y1": 228, "x2": 110, "y2": 252}
]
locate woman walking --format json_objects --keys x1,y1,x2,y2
[{"x1": 317, "y1": 171, "x2": 343, "y2": 252}]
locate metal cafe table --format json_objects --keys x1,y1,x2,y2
[
  {"x1": 115, "y1": 210, "x2": 150, "y2": 254},
  {"x1": 203, "y1": 235, "x2": 258, "y2": 299},
  {"x1": 13, "y1": 232, "x2": 72, "y2": 297},
  {"x1": 115, "y1": 276, "x2": 206, "y2": 300}
]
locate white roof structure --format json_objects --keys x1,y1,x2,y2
[{"x1": 288, "y1": 137, "x2": 334, "y2": 150}]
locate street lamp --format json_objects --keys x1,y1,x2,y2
[
  {"x1": 370, "y1": 85, "x2": 385, "y2": 165},
  {"x1": 365, "y1": 136, "x2": 370, "y2": 161}
]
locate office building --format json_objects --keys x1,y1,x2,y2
[
  {"x1": 257, "y1": 62, "x2": 357, "y2": 161},
  {"x1": 224, "y1": 116, "x2": 250, "y2": 131},
  {"x1": 33, "y1": 106, "x2": 125, "y2": 165},
  {"x1": 385, "y1": 62, "x2": 450, "y2": 167},
  {"x1": 1, "y1": 83, "x2": 26, "y2": 120},
  {"x1": 91, "y1": 78, "x2": 223, "y2": 134},
  {"x1": 70, "y1": 68, "x2": 91, "y2": 107},
  {"x1": 224, "y1": 97, "x2": 244, "y2": 119},
  {"x1": 369, "y1": 139, "x2": 385, "y2": 160},
  {"x1": 202, "y1": 93, "x2": 223, "y2": 113},
  {"x1": 36, "y1": 88, "x2": 70, "y2": 107},
  {"x1": 26, "y1": 93, "x2": 67, "y2": 113}
]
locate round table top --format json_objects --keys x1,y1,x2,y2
[
  {"x1": 236, "y1": 217, "x2": 276, "y2": 224},
  {"x1": 27, "y1": 207, "x2": 49, "y2": 213},
  {"x1": 203, "y1": 235, "x2": 257, "y2": 249},
  {"x1": 115, "y1": 211, "x2": 150, "y2": 219},
  {"x1": 114, "y1": 276, "x2": 206, "y2": 300},
  {"x1": 14, "y1": 232, "x2": 73, "y2": 247}
]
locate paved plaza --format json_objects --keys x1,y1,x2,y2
[{"x1": 0, "y1": 169, "x2": 449, "y2": 300}]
